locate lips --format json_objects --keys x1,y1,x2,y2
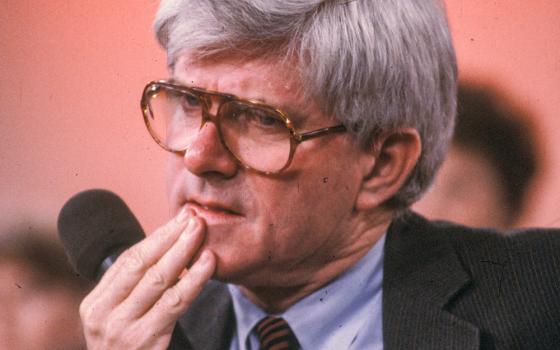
[{"x1": 184, "y1": 199, "x2": 244, "y2": 225}]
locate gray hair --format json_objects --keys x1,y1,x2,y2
[{"x1": 154, "y1": 0, "x2": 457, "y2": 209}]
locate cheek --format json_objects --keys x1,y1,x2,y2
[
  {"x1": 257, "y1": 161, "x2": 360, "y2": 250},
  {"x1": 165, "y1": 154, "x2": 184, "y2": 214},
  {"x1": 293, "y1": 142, "x2": 362, "y2": 212}
]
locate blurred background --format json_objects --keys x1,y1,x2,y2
[{"x1": 1, "y1": 0, "x2": 560, "y2": 234}]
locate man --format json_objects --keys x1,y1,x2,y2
[
  {"x1": 80, "y1": 1, "x2": 560, "y2": 349},
  {"x1": 415, "y1": 83, "x2": 538, "y2": 229}
]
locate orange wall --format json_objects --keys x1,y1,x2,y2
[{"x1": 1, "y1": 1, "x2": 559, "y2": 233}]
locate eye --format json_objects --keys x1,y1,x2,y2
[
  {"x1": 258, "y1": 114, "x2": 280, "y2": 126},
  {"x1": 220, "y1": 102, "x2": 287, "y2": 134},
  {"x1": 250, "y1": 109, "x2": 284, "y2": 127},
  {"x1": 181, "y1": 94, "x2": 200, "y2": 108}
]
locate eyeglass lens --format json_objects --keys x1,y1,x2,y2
[{"x1": 146, "y1": 84, "x2": 292, "y2": 173}]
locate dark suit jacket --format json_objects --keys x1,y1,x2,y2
[{"x1": 173, "y1": 212, "x2": 560, "y2": 349}]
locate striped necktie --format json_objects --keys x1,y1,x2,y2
[{"x1": 254, "y1": 316, "x2": 299, "y2": 350}]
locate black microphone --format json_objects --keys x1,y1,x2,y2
[
  {"x1": 57, "y1": 189, "x2": 190, "y2": 349},
  {"x1": 57, "y1": 189, "x2": 145, "y2": 281}
]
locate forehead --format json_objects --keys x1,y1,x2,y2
[
  {"x1": 173, "y1": 54, "x2": 299, "y2": 100},
  {"x1": 171, "y1": 53, "x2": 327, "y2": 127}
]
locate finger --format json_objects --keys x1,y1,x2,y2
[
  {"x1": 117, "y1": 216, "x2": 206, "y2": 318},
  {"x1": 142, "y1": 250, "x2": 216, "y2": 333},
  {"x1": 82, "y1": 208, "x2": 192, "y2": 317}
]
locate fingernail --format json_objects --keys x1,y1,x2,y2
[{"x1": 186, "y1": 217, "x2": 198, "y2": 231}]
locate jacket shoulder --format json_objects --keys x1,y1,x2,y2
[
  {"x1": 421, "y1": 217, "x2": 560, "y2": 348},
  {"x1": 432, "y1": 219, "x2": 560, "y2": 274}
]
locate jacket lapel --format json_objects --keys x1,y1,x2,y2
[
  {"x1": 177, "y1": 280, "x2": 234, "y2": 350},
  {"x1": 383, "y1": 212, "x2": 480, "y2": 349}
]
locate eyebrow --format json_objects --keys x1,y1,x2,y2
[
  {"x1": 166, "y1": 77, "x2": 308, "y2": 126},
  {"x1": 168, "y1": 77, "x2": 197, "y2": 88},
  {"x1": 168, "y1": 77, "x2": 270, "y2": 105}
]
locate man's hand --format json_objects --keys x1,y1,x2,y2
[{"x1": 79, "y1": 209, "x2": 216, "y2": 349}]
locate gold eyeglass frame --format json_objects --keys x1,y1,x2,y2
[{"x1": 141, "y1": 80, "x2": 347, "y2": 175}]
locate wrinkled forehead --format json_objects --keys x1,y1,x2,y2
[
  {"x1": 171, "y1": 52, "x2": 328, "y2": 124},
  {"x1": 173, "y1": 51, "x2": 299, "y2": 86}
]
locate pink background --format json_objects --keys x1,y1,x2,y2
[{"x1": 2, "y1": 1, "x2": 559, "y2": 234}]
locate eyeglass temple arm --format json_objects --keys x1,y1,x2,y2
[{"x1": 296, "y1": 125, "x2": 347, "y2": 142}]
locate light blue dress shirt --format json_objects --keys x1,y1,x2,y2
[{"x1": 228, "y1": 234, "x2": 385, "y2": 350}]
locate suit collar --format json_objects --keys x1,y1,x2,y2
[
  {"x1": 177, "y1": 280, "x2": 234, "y2": 350},
  {"x1": 382, "y1": 212, "x2": 480, "y2": 349}
]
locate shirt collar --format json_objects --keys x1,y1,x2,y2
[
  {"x1": 228, "y1": 233, "x2": 385, "y2": 350},
  {"x1": 228, "y1": 284, "x2": 267, "y2": 350}
]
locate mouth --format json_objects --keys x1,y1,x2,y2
[{"x1": 184, "y1": 200, "x2": 245, "y2": 225}]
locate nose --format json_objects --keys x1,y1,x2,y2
[{"x1": 182, "y1": 120, "x2": 238, "y2": 178}]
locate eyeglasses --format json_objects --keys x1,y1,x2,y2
[{"x1": 140, "y1": 80, "x2": 346, "y2": 175}]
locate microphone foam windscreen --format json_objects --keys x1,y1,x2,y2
[{"x1": 57, "y1": 189, "x2": 145, "y2": 281}]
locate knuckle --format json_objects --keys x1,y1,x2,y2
[
  {"x1": 156, "y1": 221, "x2": 184, "y2": 244},
  {"x1": 79, "y1": 298, "x2": 90, "y2": 318},
  {"x1": 144, "y1": 267, "x2": 167, "y2": 288},
  {"x1": 80, "y1": 298, "x2": 95, "y2": 322},
  {"x1": 80, "y1": 305, "x2": 100, "y2": 334},
  {"x1": 155, "y1": 227, "x2": 176, "y2": 246},
  {"x1": 161, "y1": 287, "x2": 184, "y2": 311},
  {"x1": 120, "y1": 247, "x2": 146, "y2": 272},
  {"x1": 104, "y1": 328, "x2": 121, "y2": 346},
  {"x1": 104, "y1": 318, "x2": 123, "y2": 338}
]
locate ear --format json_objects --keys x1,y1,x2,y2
[{"x1": 355, "y1": 128, "x2": 422, "y2": 210}]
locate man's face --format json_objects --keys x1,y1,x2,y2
[{"x1": 166, "y1": 54, "x2": 368, "y2": 287}]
